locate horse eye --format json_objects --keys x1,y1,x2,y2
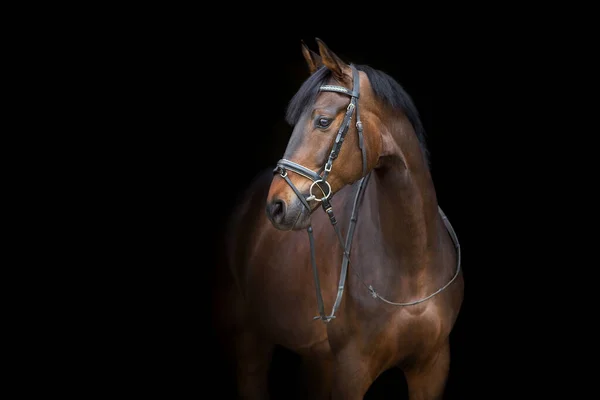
[{"x1": 316, "y1": 117, "x2": 332, "y2": 128}]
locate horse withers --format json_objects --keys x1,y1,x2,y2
[{"x1": 214, "y1": 38, "x2": 464, "y2": 400}]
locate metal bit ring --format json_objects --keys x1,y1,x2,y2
[{"x1": 307, "y1": 179, "x2": 332, "y2": 202}]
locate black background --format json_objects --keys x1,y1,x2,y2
[{"x1": 99, "y1": 18, "x2": 534, "y2": 400}]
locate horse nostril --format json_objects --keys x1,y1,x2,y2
[{"x1": 268, "y1": 199, "x2": 286, "y2": 223}]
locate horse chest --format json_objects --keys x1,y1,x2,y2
[{"x1": 242, "y1": 246, "x2": 338, "y2": 349}]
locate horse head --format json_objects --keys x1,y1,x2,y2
[{"x1": 266, "y1": 39, "x2": 383, "y2": 230}]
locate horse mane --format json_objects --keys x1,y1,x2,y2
[{"x1": 285, "y1": 64, "x2": 430, "y2": 166}]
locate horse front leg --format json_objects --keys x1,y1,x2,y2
[
  {"x1": 403, "y1": 340, "x2": 450, "y2": 400},
  {"x1": 330, "y1": 344, "x2": 379, "y2": 400},
  {"x1": 233, "y1": 330, "x2": 274, "y2": 400},
  {"x1": 296, "y1": 339, "x2": 334, "y2": 400}
]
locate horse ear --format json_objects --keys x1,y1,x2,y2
[
  {"x1": 315, "y1": 38, "x2": 351, "y2": 82},
  {"x1": 301, "y1": 40, "x2": 323, "y2": 74}
]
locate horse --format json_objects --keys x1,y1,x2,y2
[{"x1": 213, "y1": 38, "x2": 464, "y2": 400}]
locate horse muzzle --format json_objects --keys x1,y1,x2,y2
[{"x1": 266, "y1": 194, "x2": 313, "y2": 230}]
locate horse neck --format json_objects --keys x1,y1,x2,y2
[{"x1": 368, "y1": 112, "x2": 441, "y2": 274}]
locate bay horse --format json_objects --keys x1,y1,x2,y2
[{"x1": 214, "y1": 38, "x2": 464, "y2": 400}]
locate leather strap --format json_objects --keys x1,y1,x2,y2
[{"x1": 276, "y1": 159, "x2": 322, "y2": 182}]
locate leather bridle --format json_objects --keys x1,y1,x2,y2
[{"x1": 274, "y1": 64, "x2": 461, "y2": 323}]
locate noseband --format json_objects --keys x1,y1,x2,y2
[{"x1": 274, "y1": 64, "x2": 461, "y2": 323}]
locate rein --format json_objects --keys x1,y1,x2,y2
[{"x1": 274, "y1": 65, "x2": 461, "y2": 323}]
